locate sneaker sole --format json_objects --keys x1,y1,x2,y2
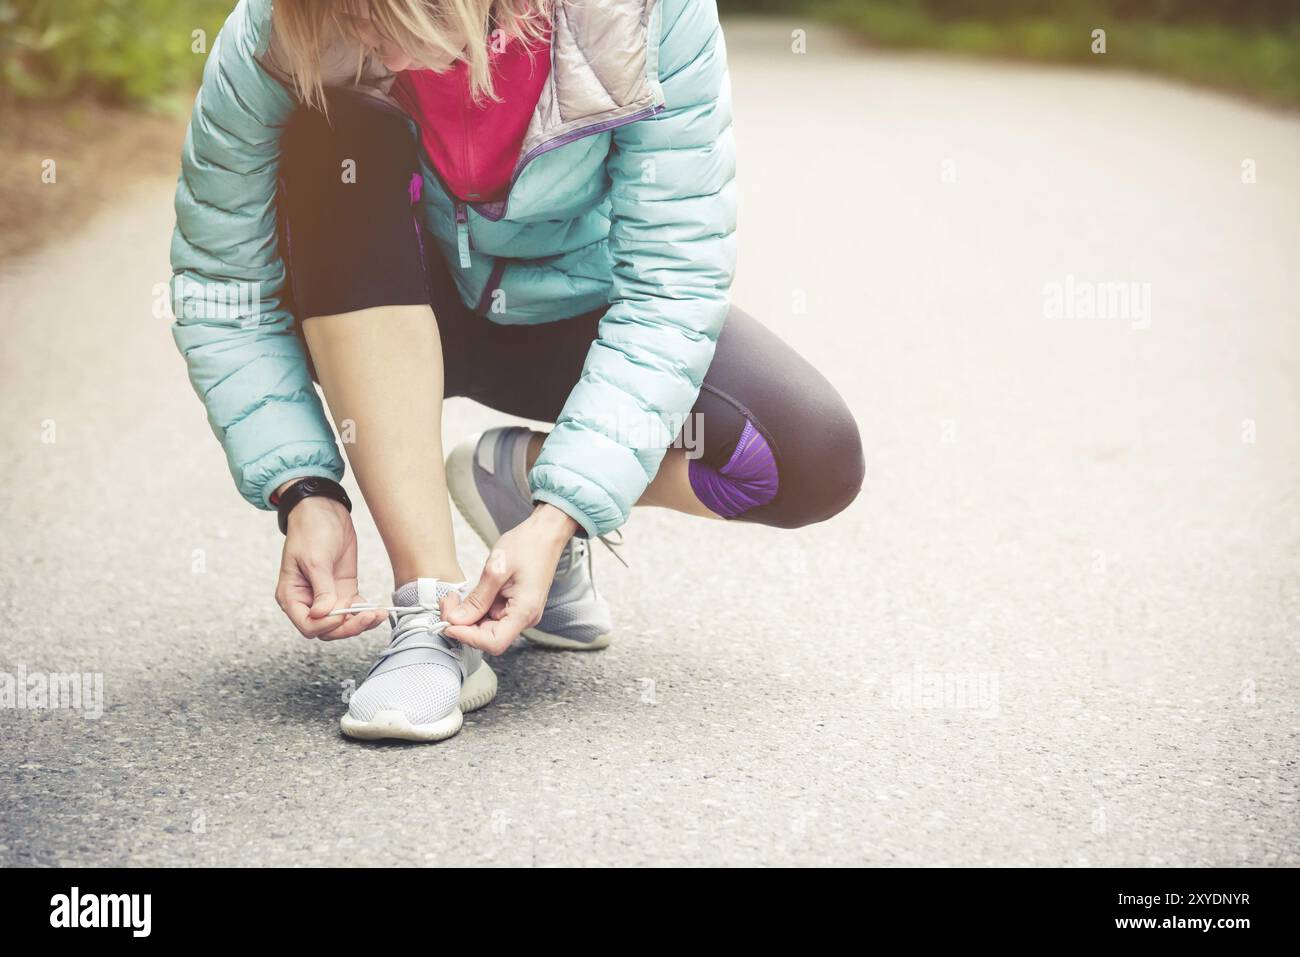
[
  {"x1": 447, "y1": 432, "x2": 612, "y2": 652},
  {"x1": 339, "y1": 662, "x2": 497, "y2": 742},
  {"x1": 521, "y1": 626, "x2": 612, "y2": 652}
]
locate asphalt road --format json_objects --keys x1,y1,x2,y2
[{"x1": 1, "y1": 20, "x2": 1296, "y2": 867}]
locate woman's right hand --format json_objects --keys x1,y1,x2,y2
[{"x1": 274, "y1": 488, "x2": 385, "y2": 640}]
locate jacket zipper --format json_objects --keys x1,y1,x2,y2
[
  {"x1": 454, "y1": 201, "x2": 472, "y2": 268},
  {"x1": 389, "y1": 96, "x2": 666, "y2": 279},
  {"x1": 469, "y1": 103, "x2": 665, "y2": 314},
  {"x1": 473, "y1": 104, "x2": 665, "y2": 224},
  {"x1": 271, "y1": 42, "x2": 666, "y2": 290}
]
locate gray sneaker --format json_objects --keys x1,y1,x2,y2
[
  {"x1": 447, "y1": 427, "x2": 614, "y2": 650},
  {"x1": 340, "y1": 579, "x2": 497, "y2": 742}
]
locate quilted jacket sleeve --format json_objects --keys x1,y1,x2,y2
[
  {"x1": 170, "y1": 0, "x2": 344, "y2": 509},
  {"x1": 529, "y1": 0, "x2": 737, "y2": 537}
]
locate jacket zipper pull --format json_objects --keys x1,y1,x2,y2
[{"x1": 455, "y1": 202, "x2": 471, "y2": 269}]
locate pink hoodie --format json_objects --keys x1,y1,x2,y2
[{"x1": 393, "y1": 28, "x2": 552, "y2": 204}]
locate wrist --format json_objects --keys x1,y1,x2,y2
[
  {"x1": 275, "y1": 476, "x2": 352, "y2": 534},
  {"x1": 287, "y1": 494, "x2": 349, "y2": 525},
  {"x1": 275, "y1": 478, "x2": 305, "y2": 501},
  {"x1": 528, "y1": 502, "x2": 580, "y2": 541}
]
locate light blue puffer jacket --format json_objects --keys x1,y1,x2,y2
[{"x1": 170, "y1": 0, "x2": 736, "y2": 537}]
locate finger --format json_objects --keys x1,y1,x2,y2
[
  {"x1": 320, "y1": 592, "x2": 384, "y2": 639},
  {"x1": 440, "y1": 592, "x2": 465, "y2": 623},
  {"x1": 320, "y1": 610, "x2": 385, "y2": 641},
  {"x1": 443, "y1": 591, "x2": 505, "y2": 622},
  {"x1": 303, "y1": 562, "x2": 338, "y2": 620},
  {"x1": 442, "y1": 623, "x2": 493, "y2": 652},
  {"x1": 285, "y1": 599, "x2": 340, "y2": 638},
  {"x1": 450, "y1": 618, "x2": 517, "y2": 656},
  {"x1": 446, "y1": 603, "x2": 532, "y2": 655},
  {"x1": 444, "y1": 551, "x2": 509, "y2": 625},
  {"x1": 275, "y1": 572, "x2": 311, "y2": 605}
]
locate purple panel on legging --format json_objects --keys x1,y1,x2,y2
[{"x1": 687, "y1": 418, "x2": 778, "y2": 518}]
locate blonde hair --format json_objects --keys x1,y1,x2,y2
[{"x1": 275, "y1": 0, "x2": 552, "y2": 111}]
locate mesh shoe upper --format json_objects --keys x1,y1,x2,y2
[
  {"x1": 536, "y1": 537, "x2": 614, "y2": 642},
  {"x1": 469, "y1": 428, "x2": 613, "y2": 644},
  {"x1": 346, "y1": 579, "x2": 478, "y2": 726}
]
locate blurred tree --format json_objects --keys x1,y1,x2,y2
[
  {"x1": 4, "y1": 1, "x2": 1296, "y2": 106},
  {"x1": 1, "y1": 0, "x2": 231, "y2": 106}
]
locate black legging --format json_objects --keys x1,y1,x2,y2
[{"x1": 277, "y1": 92, "x2": 864, "y2": 529}]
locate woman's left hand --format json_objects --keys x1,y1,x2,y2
[{"x1": 442, "y1": 504, "x2": 579, "y2": 655}]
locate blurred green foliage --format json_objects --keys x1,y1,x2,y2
[
  {"x1": 720, "y1": 0, "x2": 1300, "y2": 104},
  {"x1": 721, "y1": 0, "x2": 1298, "y2": 24},
  {"x1": 0, "y1": 0, "x2": 232, "y2": 106},
  {"x1": 2, "y1": 1, "x2": 1296, "y2": 107}
]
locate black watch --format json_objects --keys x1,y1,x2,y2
[{"x1": 274, "y1": 477, "x2": 352, "y2": 534}]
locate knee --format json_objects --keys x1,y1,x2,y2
[
  {"x1": 756, "y1": 395, "x2": 863, "y2": 530},
  {"x1": 691, "y1": 382, "x2": 863, "y2": 530},
  {"x1": 790, "y1": 404, "x2": 865, "y2": 527}
]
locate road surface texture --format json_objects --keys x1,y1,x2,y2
[{"x1": 1, "y1": 20, "x2": 1296, "y2": 867}]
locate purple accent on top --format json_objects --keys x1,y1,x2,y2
[
  {"x1": 410, "y1": 174, "x2": 427, "y2": 260},
  {"x1": 688, "y1": 419, "x2": 779, "y2": 519}
]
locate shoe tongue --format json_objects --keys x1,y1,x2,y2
[
  {"x1": 555, "y1": 537, "x2": 585, "y2": 577},
  {"x1": 392, "y1": 579, "x2": 466, "y2": 615},
  {"x1": 366, "y1": 580, "x2": 464, "y2": 680}
]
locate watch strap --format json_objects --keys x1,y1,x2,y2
[{"x1": 275, "y1": 477, "x2": 352, "y2": 534}]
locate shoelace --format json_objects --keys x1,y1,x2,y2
[
  {"x1": 326, "y1": 531, "x2": 627, "y2": 617},
  {"x1": 325, "y1": 602, "x2": 459, "y2": 661},
  {"x1": 324, "y1": 601, "x2": 444, "y2": 619},
  {"x1": 598, "y1": 529, "x2": 628, "y2": 567}
]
